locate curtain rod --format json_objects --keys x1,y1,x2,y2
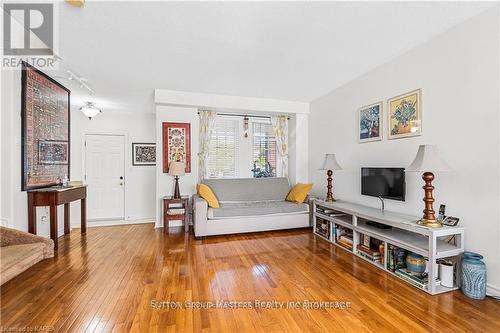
[{"x1": 197, "y1": 112, "x2": 290, "y2": 120}]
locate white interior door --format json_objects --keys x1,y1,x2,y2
[{"x1": 85, "y1": 134, "x2": 125, "y2": 221}]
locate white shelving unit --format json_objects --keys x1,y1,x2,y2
[{"x1": 313, "y1": 199, "x2": 465, "y2": 295}]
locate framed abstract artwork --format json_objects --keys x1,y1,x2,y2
[
  {"x1": 387, "y1": 89, "x2": 422, "y2": 139},
  {"x1": 358, "y1": 102, "x2": 382, "y2": 143},
  {"x1": 162, "y1": 122, "x2": 191, "y2": 173},
  {"x1": 132, "y1": 143, "x2": 156, "y2": 166},
  {"x1": 21, "y1": 62, "x2": 70, "y2": 191}
]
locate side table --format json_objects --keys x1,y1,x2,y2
[{"x1": 163, "y1": 196, "x2": 190, "y2": 233}]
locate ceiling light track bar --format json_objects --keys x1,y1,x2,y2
[{"x1": 197, "y1": 112, "x2": 289, "y2": 120}]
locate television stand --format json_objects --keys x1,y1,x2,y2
[{"x1": 313, "y1": 199, "x2": 465, "y2": 295}]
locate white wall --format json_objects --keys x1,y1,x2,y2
[
  {"x1": 0, "y1": 69, "x2": 156, "y2": 236},
  {"x1": 71, "y1": 111, "x2": 156, "y2": 225},
  {"x1": 309, "y1": 9, "x2": 500, "y2": 294}
]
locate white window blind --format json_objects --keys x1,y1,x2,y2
[
  {"x1": 251, "y1": 122, "x2": 277, "y2": 178},
  {"x1": 206, "y1": 118, "x2": 239, "y2": 178}
]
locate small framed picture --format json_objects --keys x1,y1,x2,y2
[
  {"x1": 358, "y1": 102, "x2": 383, "y2": 143},
  {"x1": 362, "y1": 234, "x2": 371, "y2": 249},
  {"x1": 438, "y1": 204, "x2": 446, "y2": 221},
  {"x1": 132, "y1": 143, "x2": 156, "y2": 166},
  {"x1": 442, "y1": 216, "x2": 460, "y2": 226}
]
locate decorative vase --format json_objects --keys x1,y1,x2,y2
[
  {"x1": 379, "y1": 243, "x2": 385, "y2": 265},
  {"x1": 406, "y1": 253, "x2": 426, "y2": 274},
  {"x1": 461, "y1": 252, "x2": 486, "y2": 300}
]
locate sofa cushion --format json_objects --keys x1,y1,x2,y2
[
  {"x1": 203, "y1": 177, "x2": 290, "y2": 202},
  {"x1": 197, "y1": 184, "x2": 220, "y2": 208},
  {"x1": 286, "y1": 183, "x2": 313, "y2": 203},
  {"x1": 207, "y1": 200, "x2": 309, "y2": 219},
  {"x1": 1, "y1": 243, "x2": 45, "y2": 285}
]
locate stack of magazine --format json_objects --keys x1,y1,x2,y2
[
  {"x1": 395, "y1": 268, "x2": 441, "y2": 289},
  {"x1": 356, "y1": 244, "x2": 381, "y2": 263}
]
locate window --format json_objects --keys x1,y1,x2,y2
[
  {"x1": 251, "y1": 122, "x2": 277, "y2": 178},
  {"x1": 206, "y1": 117, "x2": 239, "y2": 178},
  {"x1": 206, "y1": 115, "x2": 283, "y2": 179}
]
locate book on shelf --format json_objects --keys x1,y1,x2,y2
[
  {"x1": 336, "y1": 239, "x2": 353, "y2": 250},
  {"x1": 356, "y1": 244, "x2": 380, "y2": 257},
  {"x1": 395, "y1": 268, "x2": 441, "y2": 289},
  {"x1": 356, "y1": 245, "x2": 381, "y2": 262},
  {"x1": 339, "y1": 235, "x2": 353, "y2": 244},
  {"x1": 387, "y1": 244, "x2": 408, "y2": 272},
  {"x1": 329, "y1": 213, "x2": 348, "y2": 218},
  {"x1": 357, "y1": 250, "x2": 381, "y2": 263},
  {"x1": 167, "y1": 208, "x2": 185, "y2": 215}
]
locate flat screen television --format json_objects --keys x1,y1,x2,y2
[{"x1": 361, "y1": 167, "x2": 405, "y2": 201}]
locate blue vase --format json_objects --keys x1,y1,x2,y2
[{"x1": 461, "y1": 252, "x2": 486, "y2": 300}]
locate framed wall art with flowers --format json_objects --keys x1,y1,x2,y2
[
  {"x1": 358, "y1": 101, "x2": 382, "y2": 143},
  {"x1": 387, "y1": 89, "x2": 422, "y2": 139}
]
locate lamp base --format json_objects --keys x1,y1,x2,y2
[
  {"x1": 325, "y1": 170, "x2": 335, "y2": 203},
  {"x1": 173, "y1": 176, "x2": 181, "y2": 199},
  {"x1": 416, "y1": 218, "x2": 442, "y2": 228}
]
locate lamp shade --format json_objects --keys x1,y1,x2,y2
[
  {"x1": 406, "y1": 145, "x2": 451, "y2": 172},
  {"x1": 320, "y1": 154, "x2": 342, "y2": 170},
  {"x1": 168, "y1": 161, "x2": 186, "y2": 176}
]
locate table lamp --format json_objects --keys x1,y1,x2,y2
[
  {"x1": 406, "y1": 145, "x2": 451, "y2": 227},
  {"x1": 168, "y1": 161, "x2": 186, "y2": 199},
  {"x1": 320, "y1": 154, "x2": 342, "y2": 202}
]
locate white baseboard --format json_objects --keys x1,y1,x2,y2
[
  {"x1": 71, "y1": 218, "x2": 155, "y2": 228},
  {"x1": 154, "y1": 220, "x2": 186, "y2": 228},
  {"x1": 487, "y1": 284, "x2": 500, "y2": 298},
  {"x1": 0, "y1": 217, "x2": 9, "y2": 227}
]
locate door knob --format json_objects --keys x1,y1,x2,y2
[{"x1": 119, "y1": 176, "x2": 123, "y2": 180}]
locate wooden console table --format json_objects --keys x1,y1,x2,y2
[{"x1": 28, "y1": 185, "x2": 87, "y2": 250}]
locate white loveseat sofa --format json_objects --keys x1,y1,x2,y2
[{"x1": 192, "y1": 177, "x2": 311, "y2": 237}]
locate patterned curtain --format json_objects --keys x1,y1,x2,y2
[
  {"x1": 198, "y1": 110, "x2": 217, "y2": 182},
  {"x1": 271, "y1": 115, "x2": 289, "y2": 178}
]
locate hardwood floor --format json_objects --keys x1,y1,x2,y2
[{"x1": 1, "y1": 224, "x2": 499, "y2": 333}]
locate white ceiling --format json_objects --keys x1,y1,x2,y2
[{"x1": 52, "y1": 1, "x2": 494, "y2": 113}]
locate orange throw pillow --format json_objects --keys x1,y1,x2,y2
[
  {"x1": 286, "y1": 183, "x2": 313, "y2": 203},
  {"x1": 197, "y1": 184, "x2": 220, "y2": 208}
]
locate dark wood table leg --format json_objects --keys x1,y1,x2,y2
[
  {"x1": 185, "y1": 200, "x2": 190, "y2": 233},
  {"x1": 81, "y1": 198, "x2": 87, "y2": 233},
  {"x1": 163, "y1": 202, "x2": 170, "y2": 234},
  {"x1": 27, "y1": 192, "x2": 36, "y2": 234},
  {"x1": 50, "y1": 204, "x2": 58, "y2": 250},
  {"x1": 64, "y1": 203, "x2": 70, "y2": 234}
]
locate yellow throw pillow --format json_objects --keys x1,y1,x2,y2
[
  {"x1": 197, "y1": 184, "x2": 220, "y2": 208},
  {"x1": 286, "y1": 183, "x2": 313, "y2": 203}
]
